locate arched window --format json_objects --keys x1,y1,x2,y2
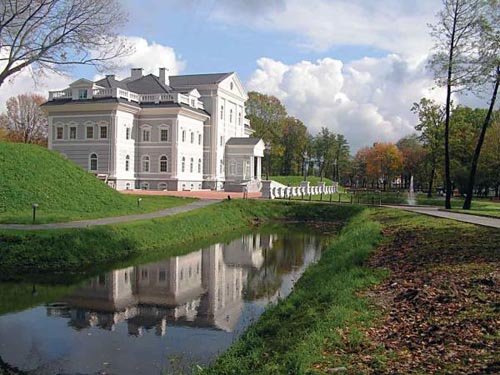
[
  {"x1": 181, "y1": 157, "x2": 185, "y2": 172},
  {"x1": 142, "y1": 156, "x2": 150, "y2": 172},
  {"x1": 89, "y1": 153, "x2": 98, "y2": 171},
  {"x1": 158, "y1": 182, "x2": 167, "y2": 190},
  {"x1": 141, "y1": 182, "x2": 149, "y2": 190},
  {"x1": 160, "y1": 155, "x2": 168, "y2": 172},
  {"x1": 198, "y1": 158, "x2": 202, "y2": 173},
  {"x1": 190, "y1": 157, "x2": 194, "y2": 173},
  {"x1": 190, "y1": 132, "x2": 194, "y2": 144},
  {"x1": 125, "y1": 182, "x2": 131, "y2": 190},
  {"x1": 125, "y1": 155, "x2": 130, "y2": 171}
]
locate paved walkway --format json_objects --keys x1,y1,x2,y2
[
  {"x1": 0, "y1": 200, "x2": 219, "y2": 231},
  {"x1": 121, "y1": 189, "x2": 262, "y2": 200},
  {"x1": 387, "y1": 205, "x2": 500, "y2": 229}
]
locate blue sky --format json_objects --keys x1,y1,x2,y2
[{"x1": 2, "y1": 0, "x2": 465, "y2": 151}]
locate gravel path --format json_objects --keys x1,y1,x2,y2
[
  {"x1": 386, "y1": 205, "x2": 500, "y2": 229},
  {"x1": 0, "y1": 200, "x2": 219, "y2": 231}
]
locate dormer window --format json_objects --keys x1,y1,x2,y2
[
  {"x1": 190, "y1": 99, "x2": 195, "y2": 107},
  {"x1": 78, "y1": 89, "x2": 88, "y2": 99}
]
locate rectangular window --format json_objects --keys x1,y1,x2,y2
[
  {"x1": 86, "y1": 126, "x2": 94, "y2": 139},
  {"x1": 69, "y1": 127, "x2": 76, "y2": 139},
  {"x1": 126, "y1": 128, "x2": 130, "y2": 140},
  {"x1": 190, "y1": 132, "x2": 194, "y2": 144},
  {"x1": 78, "y1": 89, "x2": 88, "y2": 99},
  {"x1": 142, "y1": 129, "x2": 150, "y2": 142},
  {"x1": 100, "y1": 126, "x2": 107, "y2": 139},
  {"x1": 182, "y1": 130, "x2": 186, "y2": 142},
  {"x1": 198, "y1": 134, "x2": 202, "y2": 145},
  {"x1": 160, "y1": 129, "x2": 168, "y2": 142},
  {"x1": 220, "y1": 136, "x2": 223, "y2": 147},
  {"x1": 159, "y1": 269, "x2": 166, "y2": 282},
  {"x1": 56, "y1": 127, "x2": 63, "y2": 140}
]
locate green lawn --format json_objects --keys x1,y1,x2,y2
[{"x1": 0, "y1": 194, "x2": 196, "y2": 224}]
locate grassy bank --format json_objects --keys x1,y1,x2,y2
[
  {"x1": 312, "y1": 209, "x2": 500, "y2": 374},
  {"x1": 203, "y1": 209, "x2": 384, "y2": 375},
  {"x1": 0, "y1": 142, "x2": 195, "y2": 223},
  {"x1": 0, "y1": 200, "x2": 364, "y2": 280}
]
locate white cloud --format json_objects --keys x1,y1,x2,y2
[
  {"x1": 208, "y1": 0, "x2": 438, "y2": 57},
  {"x1": 0, "y1": 67, "x2": 72, "y2": 110},
  {"x1": 100, "y1": 36, "x2": 185, "y2": 80},
  {"x1": 247, "y1": 55, "x2": 447, "y2": 152},
  {"x1": 0, "y1": 36, "x2": 185, "y2": 109}
]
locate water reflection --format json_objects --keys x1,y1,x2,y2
[{"x1": 0, "y1": 229, "x2": 324, "y2": 374}]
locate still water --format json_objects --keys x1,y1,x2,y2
[{"x1": 0, "y1": 226, "x2": 326, "y2": 374}]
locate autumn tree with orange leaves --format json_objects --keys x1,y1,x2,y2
[{"x1": 366, "y1": 143, "x2": 403, "y2": 191}]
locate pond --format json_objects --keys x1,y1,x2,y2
[{"x1": 0, "y1": 225, "x2": 328, "y2": 374}]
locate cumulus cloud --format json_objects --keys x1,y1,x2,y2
[
  {"x1": 0, "y1": 68, "x2": 72, "y2": 110},
  {"x1": 100, "y1": 36, "x2": 185, "y2": 79},
  {"x1": 208, "y1": 0, "x2": 438, "y2": 57},
  {"x1": 0, "y1": 36, "x2": 184, "y2": 109},
  {"x1": 247, "y1": 55, "x2": 446, "y2": 152}
]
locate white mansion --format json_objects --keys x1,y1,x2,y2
[{"x1": 43, "y1": 68, "x2": 264, "y2": 191}]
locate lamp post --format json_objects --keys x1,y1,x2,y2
[
  {"x1": 265, "y1": 142, "x2": 271, "y2": 180},
  {"x1": 303, "y1": 151, "x2": 309, "y2": 182},
  {"x1": 32, "y1": 203, "x2": 38, "y2": 224},
  {"x1": 137, "y1": 197, "x2": 142, "y2": 208},
  {"x1": 319, "y1": 156, "x2": 324, "y2": 182}
]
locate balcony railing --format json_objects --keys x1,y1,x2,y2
[{"x1": 48, "y1": 88, "x2": 204, "y2": 109}]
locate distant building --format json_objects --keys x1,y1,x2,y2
[{"x1": 43, "y1": 68, "x2": 264, "y2": 191}]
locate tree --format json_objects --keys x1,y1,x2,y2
[
  {"x1": 429, "y1": 0, "x2": 484, "y2": 208},
  {"x1": 281, "y1": 117, "x2": 308, "y2": 175},
  {"x1": 0, "y1": 93, "x2": 48, "y2": 144},
  {"x1": 479, "y1": 115, "x2": 500, "y2": 197},
  {"x1": 0, "y1": 0, "x2": 130, "y2": 87},
  {"x1": 397, "y1": 134, "x2": 426, "y2": 190},
  {"x1": 463, "y1": 0, "x2": 500, "y2": 209},
  {"x1": 246, "y1": 92, "x2": 288, "y2": 175},
  {"x1": 354, "y1": 147, "x2": 371, "y2": 188},
  {"x1": 366, "y1": 143, "x2": 403, "y2": 191},
  {"x1": 411, "y1": 98, "x2": 445, "y2": 197}
]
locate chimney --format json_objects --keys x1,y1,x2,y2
[
  {"x1": 159, "y1": 67, "x2": 169, "y2": 85},
  {"x1": 105, "y1": 74, "x2": 115, "y2": 80},
  {"x1": 131, "y1": 68, "x2": 143, "y2": 79}
]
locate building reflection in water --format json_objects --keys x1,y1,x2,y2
[{"x1": 46, "y1": 232, "x2": 322, "y2": 336}]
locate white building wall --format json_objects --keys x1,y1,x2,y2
[{"x1": 114, "y1": 110, "x2": 136, "y2": 190}]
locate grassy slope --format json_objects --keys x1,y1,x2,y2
[
  {"x1": 0, "y1": 200, "x2": 364, "y2": 280},
  {"x1": 0, "y1": 142, "x2": 194, "y2": 223}
]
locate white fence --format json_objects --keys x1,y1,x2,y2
[{"x1": 262, "y1": 181, "x2": 338, "y2": 199}]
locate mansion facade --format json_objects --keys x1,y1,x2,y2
[{"x1": 43, "y1": 68, "x2": 264, "y2": 191}]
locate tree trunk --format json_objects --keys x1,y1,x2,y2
[
  {"x1": 427, "y1": 166, "x2": 435, "y2": 198},
  {"x1": 463, "y1": 66, "x2": 500, "y2": 209}
]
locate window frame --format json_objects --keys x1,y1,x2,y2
[
  {"x1": 78, "y1": 89, "x2": 88, "y2": 100},
  {"x1": 89, "y1": 153, "x2": 98, "y2": 171},
  {"x1": 142, "y1": 155, "x2": 150, "y2": 173},
  {"x1": 56, "y1": 127, "x2": 64, "y2": 140},
  {"x1": 99, "y1": 125, "x2": 108, "y2": 139},
  {"x1": 125, "y1": 155, "x2": 130, "y2": 172},
  {"x1": 160, "y1": 127, "x2": 169, "y2": 142},
  {"x1": 86, "y1": 126, "x2": 94, "y2": 140},
  {"x1": 160, "y1": 155, "x2": 168, "y2": 173},
  {"x1": 181, "y1": 156, "x2": 185, "y2": 172}
]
